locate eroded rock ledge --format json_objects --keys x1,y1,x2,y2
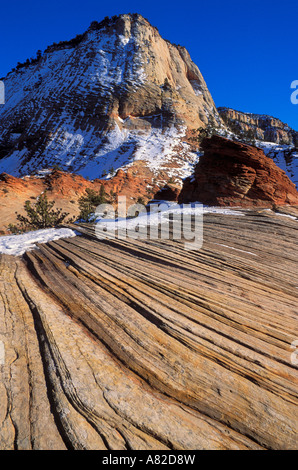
[{"x1": 0, "y1": 211, "x2": 297, "y2": 449}]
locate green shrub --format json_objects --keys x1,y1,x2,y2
[
  {"x1": 136, "y1": 196, "x2": 146, "y2": 205},
  {"x1": 8, "y1": 223, "x2": 25, "y2": 235},
  {"x1": 52, "y1": 164, "x2": 62, "y2": 172},
  {"x1": 13, "y1": 191, "x2": 72, "y2": 231},
  {"x1": 78, "y1": 185, "x2": 108, "y2": 221}
]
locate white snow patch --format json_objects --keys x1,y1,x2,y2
[
  {"x1": 0, "y1": 228, "x2": 77, "y2": 256},
  {"x1": 274, "y1": 212, "x2": 297, "y2": 220},
  {"x1": 256, "y1": 141, "x2": 298, "y2": 187},
  {"x1": 95, "y1": 203, "x2": 245, "y2": 233},
  {"x1": 189, "y1": 80, "x2": 203, "y2": 96},
  {"x1": 37, "y1": 122, "x2": 200, "y2": 182},
  {"x1": 214, "y1": 243, "x2": 257, "y2": 256}
]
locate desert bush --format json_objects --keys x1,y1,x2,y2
[
  {"x1": 12, "y1": 192, "x2": 73, "y2": 232},
  {"x1": 78, "y1": 185, "x2": 108, "y2": 221}
]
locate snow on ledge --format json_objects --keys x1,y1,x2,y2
[
  {"x1": 0, "y1": 228, "x2": 78, "y2": 256},
  {"x1": 94, "y1": 203, "x2": 245, "y2": 233}
]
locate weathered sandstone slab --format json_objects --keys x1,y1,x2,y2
[{"x1": 0, "y1": 211, "x2": 297, "y2": 449}]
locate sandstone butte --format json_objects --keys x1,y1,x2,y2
[
  {"x1": 178, "y1": 135, "x2": 298, "y2": 207},
  {"x1": 0, "y1": 210, "x2": 297, "y2": 450}
]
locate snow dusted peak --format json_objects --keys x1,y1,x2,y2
[
  {"x1": 86, "y1": 13, "x2": 160, "y2": 40},
  {"x1": 0, "y1": 13, "x2": 219, "y2": 180}
]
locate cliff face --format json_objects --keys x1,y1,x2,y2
[
  {"x1": 0, "y1": 14, "x2": 219, "y2": 181},
  {"x1": 218, "y1": 107, "x2": 298, "y2": 146},
  {"x1": 179, "y1": 135, "x2": 298, "y2": 207}
]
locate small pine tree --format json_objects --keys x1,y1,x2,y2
[
  {"x1": 190, "y1": 124, "x2": 217, "y2": 144},
  {"x1": 78, "y1": 185, "x2": 108, "y2": 221},
  {"x1": 52, "y1": 164, "x2": 62, "y2": 172},
  {"x1": 8, "y1": 223, "x2": 24, "y2": 235},
  {"x1": 99, "y1": 184, "x2": 107, "y2": 200},
  {"x1": 14, "y1": 192, "x2": 72, "y2": 231},
  {"x1": 136, "y1": 196, "x2": 146, "y2": 205}
]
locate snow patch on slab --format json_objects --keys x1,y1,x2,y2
[
  {"x1": 214, "y1": 243, "x2": 257, "y2": 256},
  {"x1": 0, "y1": 228, "x2": 78, "y2": 256},
  {"x1": 95, "y1": 202, "x2": 245, "y2": 234}
]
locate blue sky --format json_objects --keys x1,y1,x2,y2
[{"x1": 0, "y1": 0, "x2": 297, "y2": 129}]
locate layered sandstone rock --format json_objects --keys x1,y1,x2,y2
[
  {"x1": 218, "y1": 107, "x2": 298, "y2": 146},
  {"x1": 179, "y1": 135, "x2": 298, "y2": 207},
  {"x1": 0, "y1": 211, "x2": 297, "y2": 449}
]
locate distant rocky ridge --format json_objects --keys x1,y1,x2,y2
[{"x1": 218, "y1": 107, "x2": 298, "y2": 147}]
